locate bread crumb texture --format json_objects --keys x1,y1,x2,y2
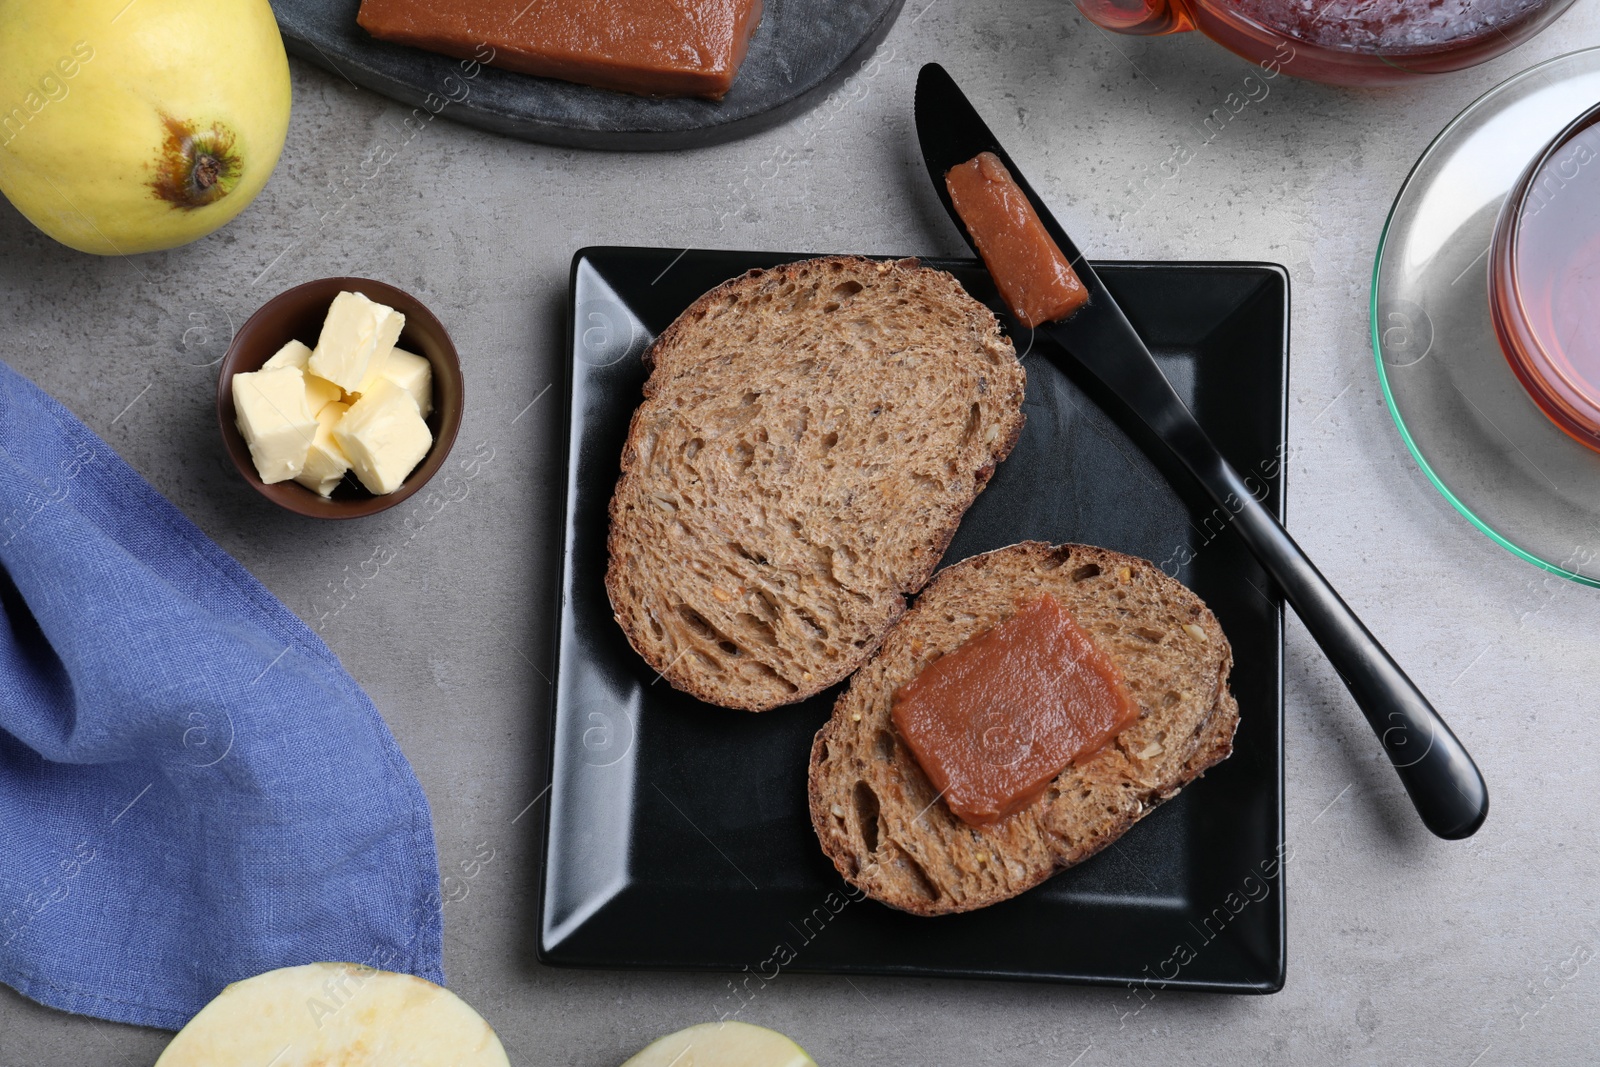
[
  {"x1": 808, "y1": 542, "x2": 1238, "y2": 915},
  {"x1": 606, "y1": 256, "x2": 1026, "y2": 712}
]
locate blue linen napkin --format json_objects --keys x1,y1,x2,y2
[{"x1": 0, "y1": 359, "x2": 444, "y2": 1030}]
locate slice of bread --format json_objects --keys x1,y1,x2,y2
[
  {"x1": 808, "y1": 542, "x2": 1238, "y2": 916},
  {"x1": 606, "y1": 256, "x2": 1026, "y2": 712}
]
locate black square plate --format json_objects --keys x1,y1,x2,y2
[{"x1": 540, "y1": 248, "x2": 1288, "y2": 993}]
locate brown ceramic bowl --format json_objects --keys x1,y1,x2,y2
[{"x1": 217, "y1": 277, "x2": 464, "y2": 519}]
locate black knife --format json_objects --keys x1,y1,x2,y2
[{"x1": 914, "y1": 62, "x2": 1487, "y2": 840}]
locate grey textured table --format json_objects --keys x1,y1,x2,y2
[{"x1": 4, "y1": 3, "x2": 1600, "y2": 1064}]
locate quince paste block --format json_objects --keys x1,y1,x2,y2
[{"x1": 355, "y1": 0, "x2": 764, "y2": 100}]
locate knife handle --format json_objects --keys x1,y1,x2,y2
[{"x1": 1166, "y1": 417, "x2": 1489, "y2": 839}]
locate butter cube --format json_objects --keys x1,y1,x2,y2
[
  {"x1": 264, "y1": 338, "x2": 343, "y2": 414},
  {"x1": 332, "y1": 379, "x2": 433, "y2": 495},
  {"x1": 303, "y1": 374, "x2": 343, "y2": 417},
  {"x1": 233, "y1": 367, "x2": 317, "y2": 484},
  {"x1": 381, "y1": 346, "x2": 433, "y2": 418},
  {"x1": 309, "y1": 291, "x2": 405, "y2": 392},
  {"x1": 263, "y1": 338, "x2": 313, "y2": 371},
  {"x1": 294, "y1": 402, "x2": 353, "y2": 498}
]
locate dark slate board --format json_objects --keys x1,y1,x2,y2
[{"x1": 271, "y1": 0, "x2": 906, "y2": 150}]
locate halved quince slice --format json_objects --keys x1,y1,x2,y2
[
  {"x1": 623, "y1": 1021, "x2": 816, "y2": 1067},
  {"x1": 155, "y1": 962, "x2": 509, "y2": 1067}
]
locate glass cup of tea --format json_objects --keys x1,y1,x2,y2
[
  {"x1": 1490, "y1": 103, "x2": 1600, "y2": 454},
  {"x1": 1072, "y1": 0, "x2": 1580, "y2": 86}
]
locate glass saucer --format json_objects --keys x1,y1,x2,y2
[{"x1": 1373, "y1": 47, "x2": 1600, "y2": 586}]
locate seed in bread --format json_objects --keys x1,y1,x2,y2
[
  {"x1": 808, "y1": 542, "x2": 1238, "y2": 916},
  {"x1": 605, "y1": 256, "x2": 1027, "y2": 712}
]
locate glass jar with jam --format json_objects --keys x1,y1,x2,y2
[
  {"x1": 1490, "y1": 103, "x2": 1600, "y2": 454},
  {"x1": 1072, "y1": 0, "x2": 1579, "y2": 86}
]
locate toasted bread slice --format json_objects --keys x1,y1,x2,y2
[
  {"x1": 808, "y1": 542, "x2": 1238, "y2": 915},
  {"x1": 605, "y1": 256, "x2": 1026, "y2": 712}
]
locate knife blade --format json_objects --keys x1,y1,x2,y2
[{"x1": 914, "y1": 61, "x2": 1488, "y2": 840}]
